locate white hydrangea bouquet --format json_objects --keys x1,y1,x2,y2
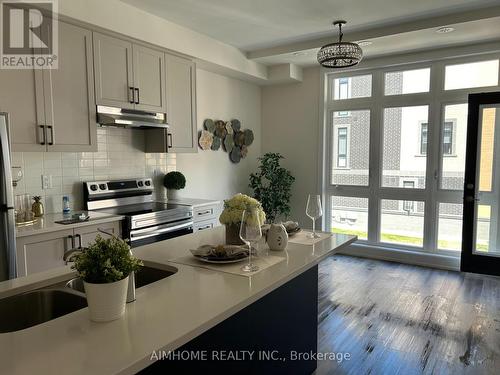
[{"x1": 219, "y1": 193, "x2": 266, "y2": 244}]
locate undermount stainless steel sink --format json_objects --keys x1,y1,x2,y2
[
  {"x1": 0, "y1": 290, "x2": 87, "y2": 333},
  {"x1": 0, "y1": 262, "x2": 176, "y2": 333},
  {"x1": 66, "y1": 264, "x2": 177, "y2": 293}
]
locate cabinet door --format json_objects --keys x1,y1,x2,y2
[
  {"x1": 165, "y1": 54, "x2": 197, "y2": 153},
  {"x1": 93, "y1": 32, "x2": 134, "y2": 109},
  {"x1": 44, "y1": 22, "x2": 97, "y2": 152},
  {"x1": 0, "y1": 62, "x2": 46, "y2": 152},
  {"x1": 133, "y1": 45, "x2": 166, "y2": 112},
  {"x1": 75, "y1": 221, "x2": 121, "y2": 249},
  {"x1": 16, "y1": 229, "x2": 73, "y2": 277}
]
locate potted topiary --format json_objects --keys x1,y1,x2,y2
[
  {"x1": 72, "y1": 235, "x2": 142, "y2": 322},
  {"x1": 164, "y1": 171, "x2": 186, "y2": 200}
]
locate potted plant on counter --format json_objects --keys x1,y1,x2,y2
[
  {"x1": 249, "y1": 152, "x2": 295, "y2": 224},
  {"x1": 164, "y1": 171, "x2": 186, "y2": 200},
  {"x1": 219, "y1": 193, "x2": 266, "y2": 245},
  {"x1": 72, "y1": 236, "x2": 142, "y2": 322}
]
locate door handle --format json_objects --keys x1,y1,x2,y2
[
  {"x1": 39, "y1": 125, "x2": 46, "y2": 145},
  {"x1": 167, "y1": 133, "x2": 173, "y2": 148},
  {"x1": 75, "y1": 234, "x2": 82, "y2": 249},
  {"x1": 464, "y1": 196, "x2": 480, "y2": 203},
  {"x1": 129, "y1": 87, "x2": 135, "y2": 104},
  {"x1": 135, "y1": 88, "x2": 139, "y2": 104},
  {"x1": 47, "y1": 126, "x2": 54, "y2": 145}
]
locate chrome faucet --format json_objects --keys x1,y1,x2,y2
[{"x1": 63, "y1": 249, "x2": 83, "y2": 265}]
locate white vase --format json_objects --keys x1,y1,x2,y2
[
  {"x1": 167, "y1": 189, "x2": 179, "y2": 200},
  {"x1": 84, "y1": 276, "x2": 129, "y2": 322},
  {"x1": 266, "y1": 223, "x2": 289, "y2": 251}
]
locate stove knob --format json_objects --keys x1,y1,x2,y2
[
  {"x1": 99, "y1": 184, "x2": 107, "y2": 190},
  {"x1": 90, "y1": 184, "x2": 98, "y2": 191},
  {"x1": 145, "y1": 180, "x2": 151, "y2": 186},
  {"x1": 138, "y1": 181, "x2": 144, "y2": 187}
]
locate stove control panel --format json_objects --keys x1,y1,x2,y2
[{"x1": 85, "y1": 178, "x2": 154, "y2": 195}]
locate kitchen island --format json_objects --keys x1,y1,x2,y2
[{"x1": 0, "y1": 227, "x2": 355, "y2": 374}]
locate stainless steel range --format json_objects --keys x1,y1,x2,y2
[{"x1": 84, "y1": 178, "x2": 193, "y2": 247}]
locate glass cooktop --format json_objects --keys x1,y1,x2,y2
[{"x1": 94, "y1": 202, "x2": 189, "y2": 217}]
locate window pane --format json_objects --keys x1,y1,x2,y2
[
  {"x1": 381, "y1": 199, "x2": 425, "y2": 246},
  {"x1": 437, "y1": 203, "x2": 463, "y2": 251},
  {"x1": 332, "y1": 110, "x2": 370, "y2": 186},
  {"x1": 332, "y1": 74, "x2": 372, "y2": 100},
  {"x1": 385, "y1": 68, "x2": 430, "y2": 95},
  {"x1": 441, "y1": 104, "x2": 467, "y2": 190},
  {"x1": 332, "y1": 196, "x2": 368, "y2": 240},
  {"x1": 382, "y1": 106, "x2": 428, "y2": 188},
  {"x1": 445, "y1": 60, "x2": 499, "y2": 90},
  {"x1": 478, "y1": 107, "x2": 497, "y2": 192},
  {"x1": 476, "y1": 205, "x2": 491, "y2": 253}
]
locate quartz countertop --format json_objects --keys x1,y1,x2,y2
[
  {"x1": 0, "y1": 227, "x2": 356, "y2": 374},
  {"x1": 15, "y1": 211, "x2": 124, "y2": 238}
]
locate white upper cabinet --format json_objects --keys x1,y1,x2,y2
[
  {"x1": 133, "y1": 45, "x2": 166, "y2": 112},
  {"x1": 5, "y1": 20, "x2": 97, "y2": 152},
  {"x1": 93, "y1": 32, "x2": 135, "y2": 109},
  {"x1": 165, "y1": 54, "x2": 197, "y2": 153},
  {"x1": 93, "y1": 33, "x2": 166, "y2": 112},
  {"x1": 44, "y1": 21, "x2": 97, "y2": 152}
]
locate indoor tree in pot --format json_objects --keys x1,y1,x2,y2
[
  {"x1": 72, "y1": 236, "x2": 142, "y2": 322},
  {"x1": 164, "y1": 171, "x2": 186, "y2": 200},
  {"x1": 219, "y1": 193, "x2": 266, "y2": 245},
  {"x1": 249, "y1": 152, "x2": 295, "y2": 223}
]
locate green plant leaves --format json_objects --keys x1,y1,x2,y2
[
  {"x1": 249, "y1": 153, "x2": 295, "y2": 223},
  {"x1": 72, "y1": 235, "x2": 143, "y2": 284}
]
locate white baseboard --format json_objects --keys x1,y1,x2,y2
[{"x1": 338, "y1": 243, "x2": 461, "y2": 271}]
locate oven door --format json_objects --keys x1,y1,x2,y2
[{"x1": 129, "y1": 218, "x2": 193, "y2": 248}]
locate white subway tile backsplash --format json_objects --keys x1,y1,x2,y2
[{"x1": 11, "y1": 128, "x2": 176, "y2": 213}]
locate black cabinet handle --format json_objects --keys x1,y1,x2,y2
[
  {"x1": 68, "y1": 235, "x2": 75, "y2": 249},
  {"x1": 39, "y1": 125, "x2": 46, "y2": 145},
  {"x1": 167, "y1": 133, "x2": 173, "y2": 148},
  {"x1": 129, "y1": 87, "x2": 135, "y2": 104},
  {"x1": 135, "y1": 88, "x2": 140, "y2": 104},
  {"x1": 75, "y1": 234, "x2": 82, "y2": 249},
  {"x1": 47, "y1": 126, "x2": 54, "y2": 145}
]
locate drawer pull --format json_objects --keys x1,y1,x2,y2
[
  {"x1": 197, "y1": 209, "x2": 212, "y2": 216},
  {"x1": 198, "y1": 224, "x2": 212, "y2": 231}
]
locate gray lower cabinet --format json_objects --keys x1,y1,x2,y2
[
  {"x1": 3, "y1": 21, "x2": 97, "y2": 152},
  {"x1": 165, "y1": 54, "x2": 197, "y2": 153},
  {"x1": 93, "y1": 32, "x2": 166, "y2": 112},
  {"x1": 15, "y1": 221, "x2": 121, "y2": 277}
]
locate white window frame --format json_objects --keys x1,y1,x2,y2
[{"x1": 321, "y1": 51, "x2": 500, "y2": 256}]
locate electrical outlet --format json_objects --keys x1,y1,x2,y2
[{"x1": 41, "y1": 175, "x2": 50, "y2": 189}]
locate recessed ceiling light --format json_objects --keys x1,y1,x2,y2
[
  {"x1": 436, "y1": 26, "x2": 455, "y2": 34},
  {"x1": 357, "y1": 40, "x2": 373, "y2": 47}
]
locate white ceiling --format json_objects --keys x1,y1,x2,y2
[
  {"x1": 120, "y1": 0, "x2": 499, "y2": 50},
  {"x1": 255, "y1": 17, "x2": 500, "y2": 66}
]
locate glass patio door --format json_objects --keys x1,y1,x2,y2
[{"x1": 461, "y1": 92, "x2": 500, "y2": 276}]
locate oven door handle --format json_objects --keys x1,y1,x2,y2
[{"x1": 130, "y1": 220, "x2": 193, "y2": 240}]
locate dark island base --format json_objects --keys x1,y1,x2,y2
[{"x1": 141, "y1": 265, "x2": 319, "y2": 375}]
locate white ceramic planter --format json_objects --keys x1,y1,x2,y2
[
  {"x1": 167, "y1": 189, "x2": 180, "y2": 200},
  {"x1": 84, "y1": 276, "x2": 129, "y2": 322}
]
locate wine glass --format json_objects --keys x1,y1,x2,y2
[
  {"x1": 306, "y1": 194, "x2": 323, "y2": 239},
  {"x1": 239, "y1": 208, "x2": 262, "y2": 272}
]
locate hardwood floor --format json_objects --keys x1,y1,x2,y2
[{"x1": 316, "y1": 255, "x2": 500, "y2": 375}]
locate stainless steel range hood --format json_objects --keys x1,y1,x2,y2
[{"x1": 97, "y1": 106, "x2": 168, "y2": 129}]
